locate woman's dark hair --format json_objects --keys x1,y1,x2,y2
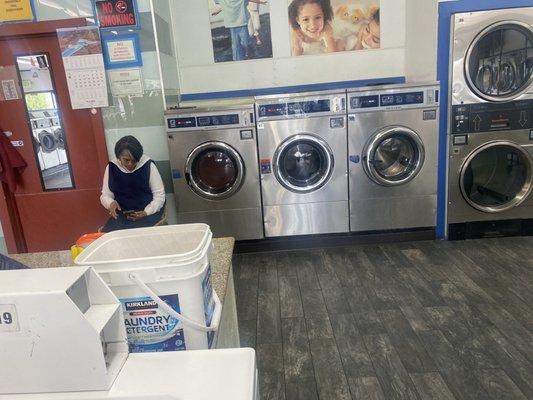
[
  {"x1": 114, "y1": 135, "x2": 143, "y2": 162},
  {"x1": 288, "y1": 0, "x2": 333, "y2": 30}
]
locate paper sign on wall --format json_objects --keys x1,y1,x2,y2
[
  {"x1": 108, "y1": 68, "x2": 143, "y2": 97},
  {"x1": 0, "y1": 66, "x2": 21, "y2": 101},
  {"x1": 0, "y1": 0, "x2": 34, "y2": 23},
  {"x1": 57, "y1": 26, "x2": 109, "y2": 110}
]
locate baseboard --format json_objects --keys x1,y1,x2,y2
[{"x1": 234, "y1": 228, "x2": 435, "y2": 253}]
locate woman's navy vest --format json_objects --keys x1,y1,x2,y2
[{"x1": 108, "y1": 160, "x2": 153, "y2": 211}]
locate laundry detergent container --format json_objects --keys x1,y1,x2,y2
[{"x1": 75, "y1": 224, "x2": 221, "y2": 352}]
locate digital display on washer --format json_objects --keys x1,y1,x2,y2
[
  {"x1": 196, "y1": 114, "x2": 239, "y2": 127},
  {"x1": 258, "y1": 104, "x2": 287, "y2": 117},
  {"x1": 350, "y1": 95, "x2": 379, "y2": 109},
  {"x1": 380, "y1": 91, "x2": 424, "y2": 106},
  {"x1": 167, "y1": 117, "x2": 196, "y2": 129},
  {"x1": 287, "y1": 99, "x2": 331, "y2": 115}
]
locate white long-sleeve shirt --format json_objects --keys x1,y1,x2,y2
[{"x1": 100, "y1": 155, "x2": 165, "y2": 216}]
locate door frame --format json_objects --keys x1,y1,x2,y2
[{"x1": 0, "y1": 18, "x2": 109, "y2": 254}]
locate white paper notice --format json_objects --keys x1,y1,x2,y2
[
  {"x1": 108, "y1": 68, "x2": 143, "y2": 97},
  {"x1": 1, "y1": 79, "x2": 18, "y2": 100},
  {"x1": 57, "y1": 26, "x2": 109, "y2": 110},
  {"x1": 106, "y1": 40, "x2": 136, "y2": 63}
]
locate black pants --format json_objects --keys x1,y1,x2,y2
[{"x1": 101, "y1": 207, "x2": 165, "y2": 233}]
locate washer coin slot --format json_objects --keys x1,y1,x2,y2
[
  {"x1": 240, "y1": 129, "x2": 253, "y2": 140},
  {"x1": 453, "y1": 135, "x2": 468, "y2": 145},
  {"x1": 423, "y1": 110, "x2": 437, "y2": 120},
  {"x1": 330, "y1": 117, "x2": 344, "y2": 128}
]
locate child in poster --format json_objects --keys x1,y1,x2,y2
[
  {"x1": 288, "y1": 0, "x2": 338, "y2": 55},
  {"x1": 209, "y1": 0, "x2": 272, "y2": 62},
  {"x1": 288, "y1": 0, "x2": 380, "y2": 56}
]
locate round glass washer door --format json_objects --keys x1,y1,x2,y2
[
  {"x1": 363, "y1": 126, "x2": 425, "y2": 186},
  {"x1": 185, "y1": 141, "x2": 244, "y2": 200},
  {"x1": 466, "y1": 21, "x2": 533, "y2": 102},
  {"x1": 273, "y1": 134, "x2": 334, "y2": 193},
  {"x1": 460, "y1": 141, "x2": 533, "y2": 213}
]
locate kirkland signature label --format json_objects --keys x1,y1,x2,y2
[{"x1": 120, "y1": 294, "x2": 185, "y2": 352}]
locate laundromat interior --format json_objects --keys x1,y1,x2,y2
[{"x1": 1, "y1": 0, "x2": 533, "y2": 399}]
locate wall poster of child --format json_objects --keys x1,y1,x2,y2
[
  {"x1": 288, "y1": 0, "x2": 380, "y2": 56},
  {"x1": 208, "y1": 0, "x2": 273, "y2": 62}
]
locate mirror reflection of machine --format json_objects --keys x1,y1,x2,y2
[
  {"x1": 255, "y1": 91, "x2": 349, "y2": 237},
  {"x1": 166, "y1": 102, "x2": 264, "y2": 241},
  {"x1": 448, "y1": 7, "x2": 533, "y2": 239},
  {"x1": 17, "y1": 54, "x2": 74, "y2": 190},
  {"x1": 348, "y1": 83, "x2": 440, "y2": 233}
]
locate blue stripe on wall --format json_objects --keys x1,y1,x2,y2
[
  {"x1": 436, "y1": 0, "x2": 533, "y2": 239},
  {"x1": 180, "y1": 77, "x2": 405, "y2": 101}
]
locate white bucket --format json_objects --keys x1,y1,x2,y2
[{"x1": 75, "y1": 224, "x2": 222, "y2": 352}]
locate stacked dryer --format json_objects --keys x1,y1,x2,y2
[
  {"x1": 347, "y1": 83, "x2": 440, "y2": 233},
  {"x1": 447, "y1": 7, "x2": 533, "y2": 239}
]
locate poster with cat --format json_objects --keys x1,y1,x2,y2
[
  {"x1": 208, "y1": 0, "x2": 273, "y2": 63},
  {"x1": 288, "y1": 0, "x2": 380, "y2": 56}
]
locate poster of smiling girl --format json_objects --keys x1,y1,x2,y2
[{"x1": 288, "y1": 0, "x2": 380, "y2": 56}]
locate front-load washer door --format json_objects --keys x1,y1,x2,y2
[
  {"x1": 460, "y1": 141, "x2": 533, "y2": 212},
  {"x1": 273, "y1": 134, "x2": 334, "y2": 194},
  {"x1": 185, "y1": 141, "x2": 245, "y2": 200},
  {"x1": 363, "y1": 126, "x2": 425, "y2": 186},
  {"x1": 466, "y1": 21, "x2": 533, "y2": 102}
]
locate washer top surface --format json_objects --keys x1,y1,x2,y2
[{"x1": 168, "y1": 96, "x2": 255, "y2": 113}]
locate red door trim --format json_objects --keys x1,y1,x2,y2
[{"x1": 0, "y1": 18, "x2": 109, "y2": 254}]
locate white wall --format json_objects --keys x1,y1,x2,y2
[
  {"x1": 404, "y1": 0, "x2": 439, "y2": 82},
  {"x1": 171, "y1": 0, "x2": 406, "y2": 95}
]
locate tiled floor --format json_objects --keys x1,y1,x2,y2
[{"x1": 232, "y1": 237, "x2": 533, "y2": 400}]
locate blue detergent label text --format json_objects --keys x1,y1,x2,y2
[
  {"x1": 120, "y1": 294, "x2": 185, "y2": 352},
  {"x1": 202, "y1": 265, "x2": 216, "y2": 348}
]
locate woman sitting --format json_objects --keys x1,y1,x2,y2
[{"x1": 100, "y1": 135, "x2": 165, "y2": 232}]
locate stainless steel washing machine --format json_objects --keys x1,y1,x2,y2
[
  {"x1": 448, "y1": 7, "x2": 533, "y2": 238},
  {"x1": 348, "y1": 83, "x2": 440, "y2": 232},
  {"x1": 452, "y1": 7, "x2": 533, "y2": 105},
  {"x1": 255, "y1": 90, "x2": 349, "y2": 237},
  {"x1": 166, "y1": 104, "x2": 264, "y2": 240}
]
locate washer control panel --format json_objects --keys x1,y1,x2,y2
[
  {"x1": 165, "y1": 109, "x2": 254, "y2": 131},
  {"x1": 451, "y1": 100, "x2": 533, "y2": 134},
  {"x1": 348, "y1": 85, "x2": 439, "y2": 113},
  {"x1": 256, "y1": 93, "x2": 346, "y2": 121}
]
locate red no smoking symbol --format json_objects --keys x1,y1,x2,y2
[{"x1": 115, "y1": 0, "x2": 128, "y2": 13}]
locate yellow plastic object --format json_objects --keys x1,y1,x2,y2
[{"x1": 70, "y1": 245, "x2": 84, "y2": 262}]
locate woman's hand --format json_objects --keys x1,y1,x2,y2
[
  {"x1": 109, "y1": 201, "x2": 121, "y2": 219},
  {"x1": 126, "y1": 211, "x2": 147, "y2": 221}
]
